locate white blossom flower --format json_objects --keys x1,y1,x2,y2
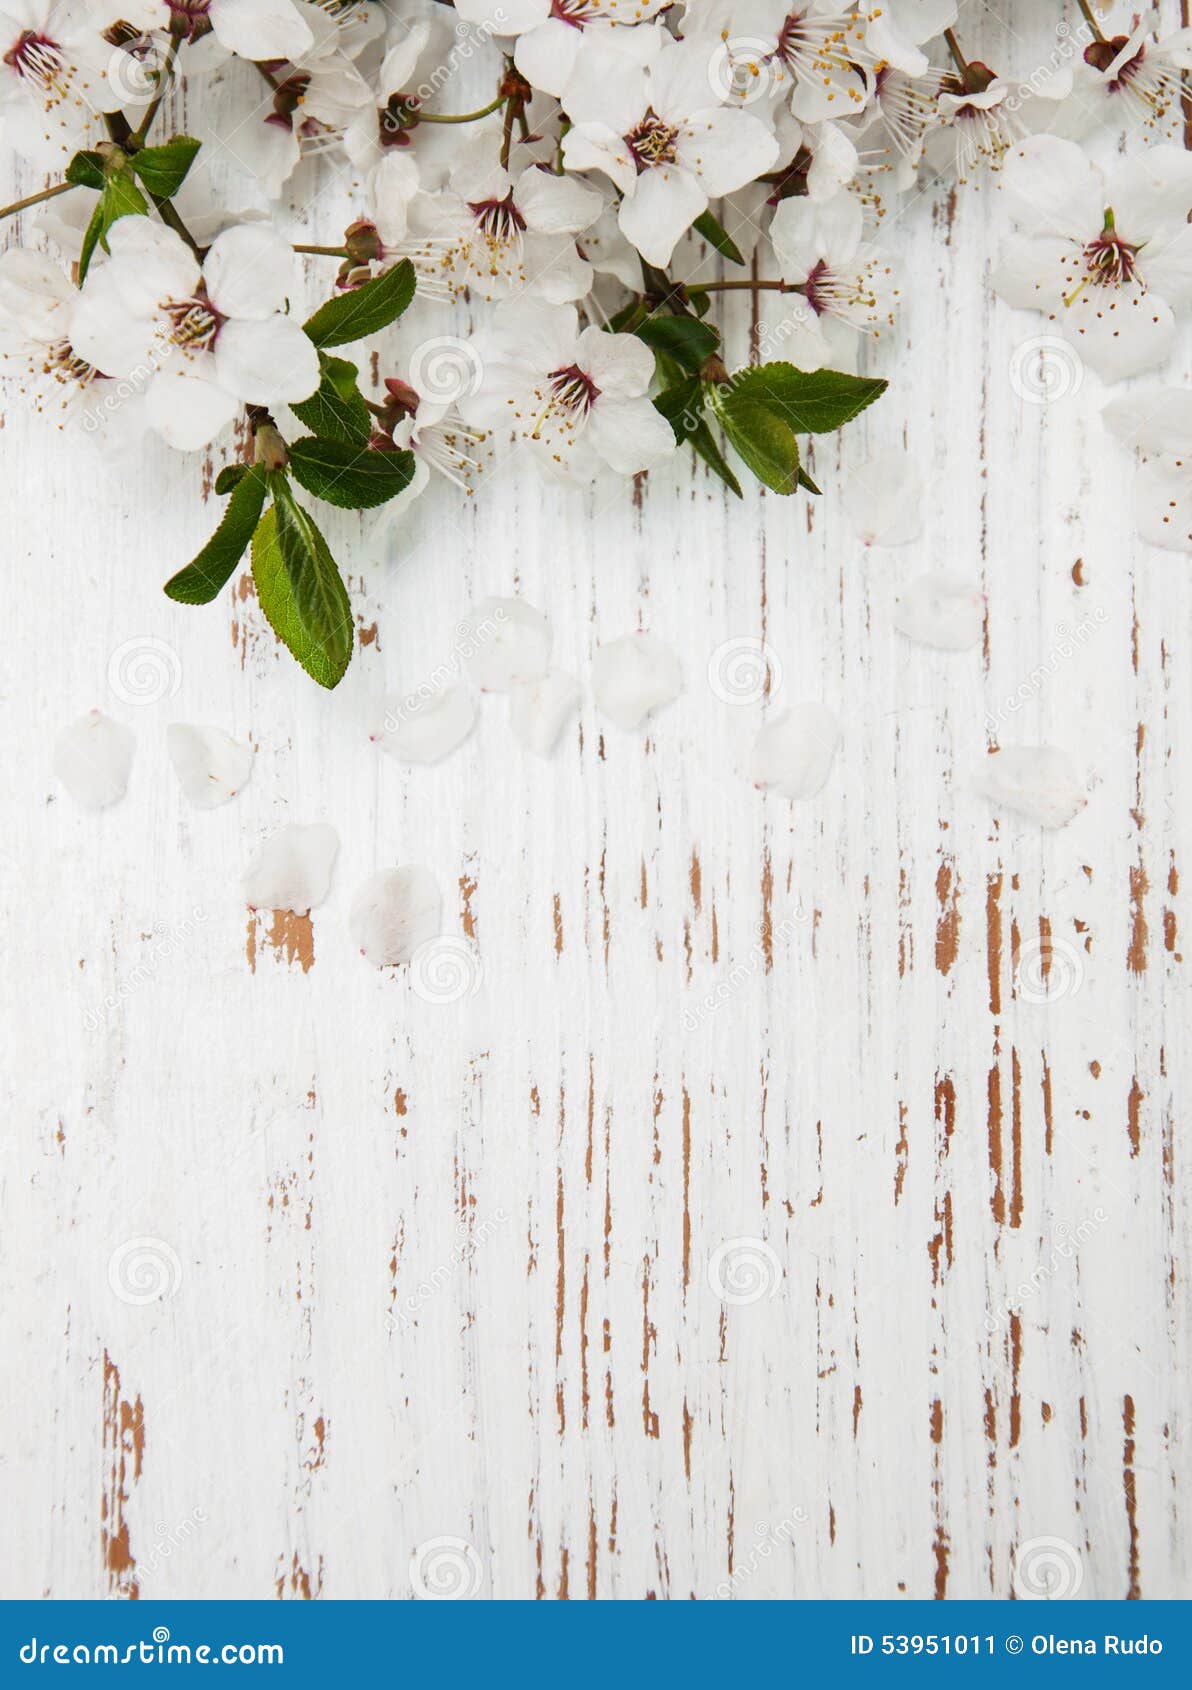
[
  {"x1": 71, "y1": 219, "x2": 319, "y2": 450},
  {"x1": 560, "y1": 29, "x2": 779, "y2": 268},
  {"x1": 926, "y1": 69, "x2": 1019, "y2": 182},
  {"x1": 1103, "y1": 386, "x2": 1192, "y2": 552},
  {"x1": 143, "y1": 0, "x2": 314, "y2": 61},
  {"x1": 769, "y1": 192, "x2": 898, "y2": 344},
  {"x1": 480, "y1": 0, "x2": 677, "y2": 100},
  {"x1": 857, "y1": 60, "x2": 949, "y2": 187},
  {"x1": 689, "y1": 0, "x2": 873, "y2": 123},
  {"x1": 0, "y1": 0, "x2": 121, "y2": 163},
  {"x1": 865, "y1": 0, "x2": 955, "y2": 77},
  {"x1": 1071, "y1": 14, "x2": 1192, "y2": 141},
  {"x1": 462, "y1": 302, "x2": 674, "y2": 481},
  {"x1": 403, "y1": 139, "x2": 603, "y2": 304},
  {"x1": 993, "y1": 136, "x2": 1192, "y2": 383},
  {"x1": 0, "y1": 246, "x2": 102, "y2": 421}
]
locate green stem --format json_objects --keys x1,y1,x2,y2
[
  {"x1": 0, "y1": 179, "x2": 75, "y2": 221},
  {"x1": 1075, "y1": 0, "x2": 1107, "y2": 43},
  {"x1": 943, "y1": 28, "x2": 968, "y2": 75},
  {"x1": 152, "y1": 191, "x2": 204, "y2": 260},
  {"x1": 417, "y1": 94, "x2": 507, "y2": 124},
  {"x1": 293, "y1": 244, "x2": 349, "y2": 256},
  {"x1": 129, "y1": 29, "x2": 181, "y2": 148},
  {"x1": 687, "y1": 279, "x2": 798, "y2": 294}
]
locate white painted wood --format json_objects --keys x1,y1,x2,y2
[{"x1": 0, "y1": 1, "x2": 1187, "y2": 1601}]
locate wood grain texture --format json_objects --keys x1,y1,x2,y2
[{"x1": 0, "y1": 0, "x2": 1187, "y2": 1601}]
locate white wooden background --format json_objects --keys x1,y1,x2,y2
[{"x1": 1, "y1": 0, "x2": 1188, "y2": 1601}]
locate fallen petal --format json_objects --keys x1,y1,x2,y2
[
  {"x1": 748, "y1": 705, "x2": 841, "y2": 800},
  {"x1": 167, "y1": 724, "x2": 254, "y2": 808},
  {"x1": 461, "y1": 596, "x2": 551, "y2": 691},
  {"x1": 244, "y1": 823, "x2": 339, "y2": 913},
  {"x1": 844, "y1": 449, "x2": 923, "y2": 546},
  {"x1": 592, "y1": 633, "x2": 681, "y2": 729},
  {"x1": 975, "y1": 747, "x2": 1086, "y2": 829},
  {"x1": 894, "y1": 572, "x2": 984, "y2": 650},
  {"x1": 54, "y1": 710, "x2": 134, "y2": 810},
  {"x1": 349, "y1": 865, "x2": 441, "y2": 967},
  {"x1": 510, "y1": 668, "x2": 580, "y2": 756},
  {"x1": 371, "y1": 688, "x2": 476, "y2": 764}
]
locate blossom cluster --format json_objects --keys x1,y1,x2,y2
[{"x1": 1, "y1": 0, "x2": 1189, "y2": 682}]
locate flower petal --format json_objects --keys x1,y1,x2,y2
[
  {"x1": 348, "y1": 866, "x2": 442, "y2": 968},
  {"x1": 166, "y1": 724, "x2": 254, "y2": 808},
  {"x1": 748, "y1": 705, "x2": 841, "y2": 800},
  {"x1": 204, "y1": 224, "x2": 295, "y2": 321},
  {"x1": 370, "y1": 687, "x2": 476, "y2": 765},
  {"x1": 243, "y1": 823, "x2": 339, "y2": 914},
  {"x1": 510, "y1": 668, "x2": 581, "y2": 756},
  {"x1": 214, "y1": 314, "x2": 319, "y2": 404},
  {"x1": 209, "y1": 0, "x2": 313, "y2": 61},
  {"x1": 53, "y1": 710, "x2": 134, "y2": 810},
  {"x1": 461, "y1": 597, "x2": 551, "y2": 690},
  {"x1": 974, "y1": 747, "x2": 1086, "y2": 829},
  {"x1": 592, "y1": 633, "x2": 681, "y2": 729}
]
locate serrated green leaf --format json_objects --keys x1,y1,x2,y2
[
  {"x1": 727, "y1": 363, "x2": 887, "y2": 434},
  {"x1": 712, "y1": 388, "x2": 801, "y2": 496},
  {"x1": 634, "y1": 313, "x2": 720, "y2": 374},
  {"x1": 131, "y1": 134, "x2": 201, "y2": 199},
  {"x1": 163, "y1": 465, "x2": 269, "y2": 603},
  {"x1": 302, "y1": 259, "x2": 416, "y2": 349},
  {"x1": 693, "y1": 208, "x2": 745, "y2": 266},
  {"x1": 290, "y1": 354, "x2": 372, "y2": 446},
  {"x1": 254, "y1": 487, "x2": 353, "y2": 688},
  {"x1": 654, "y1": 379, "x2": 743, "y2": 499},
  {"x1": 214, "y1": 463, "x2": 250, "y2": 496},
  {"x1": 66, "y1": 150, "x2": 104, "y2": 189},
  {"x1": 797, "y1": 464, "x2": 822, "y2": 496},
  {"x1": 288, "y1": 436, "x2": 415, "y2": 509}
]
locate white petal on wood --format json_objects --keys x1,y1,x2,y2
[
  {"x1": 748, "y1": 705, "x2": 841, "y2": 800},
  {"x1": 243, "y1": 823, "x2": 339, "y2": 913},
  {"x1": 510, "y1": 668, "x2": 580, "y2": 756},
  {"x1": 591, "y1": 633, "x2": 681, "y2": 730},
  {"x1": 53, "y1": 710, "x2": 134, "y2": 810},
  {"x1": 371, "y1": 688, "x2": 476, "y2": 765},
  {"x1": 974, "y1": 746, "x2": 1087, "y2": 829},
  {"x1": 461, "y1": 596, "x2": 551, "y2": 691},
  {"x1": 894, "y1": 572, "x2": 984, "y2": 650},
  {"x1": 843, "y1": 449, "x2": 924, "y2": 546},
  {"x1": 349, "y1": 865, "x2": 442, "y2": 967},
  {"x1": 166, "y1": 724, "x2": 254, "y2": 809}
]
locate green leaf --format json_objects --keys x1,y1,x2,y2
[
  {"x1": 288, "y1": 435, "x2": 415, "y2": 509},
  {"x1": 797, "y1": 464, "x2": 822, "y2": 496},
  {"x1": 634, "y1": 313, "x2": 720, "y2": 374},
  {"x1": 654, "y1": 379, "x2": 743, "y2": 499},
  {"x1": 78, "y1": 172, "x2": 149, "y2": 281},
  {"x1": 214, "y1": 463, "x2": 250, "y2": 496},
  {"x1": 693, "y1": 208, "x2": 745, "y2": 266},
  {"x1": 727, "y1": 363, "x2": 888, "y2": 434},
  {"x1": 302, "y1": 259, "x2": 416, "y2": 349},
  {"x1": 290, "y1": 353, "x2": 372, "y2": 446},
  {"x1": 163, "y1": 466, "x2": 269, "y2": 604},
  {"x1": 65, "y1": 150, "x2": 105, "y2": 189},
  {"x1": 131, "y1": 135, "x2": 201, "y2": 199},
  {"x1": 253, "y1": 489, "x2": 353, "y2": 689},
  {"x1": 712, "y1": 388, "x2": 801, "y2": 496}
]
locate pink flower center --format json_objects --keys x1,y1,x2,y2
[
  {"x1": 4, "y1": 31, "x2": 66, "y2": 91},
  {"x1": 468, "y1": 192, "x2": 528, "y2": 240},
  {"x1": 551, "y1": 0, "x2": 598, "y2": 25},
  {"x1": 625, "y1": 108, "x2": 678, "y2": 172},
  {"x1": 548, "y1": 364, "x2": 601, "y2": 414}
]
